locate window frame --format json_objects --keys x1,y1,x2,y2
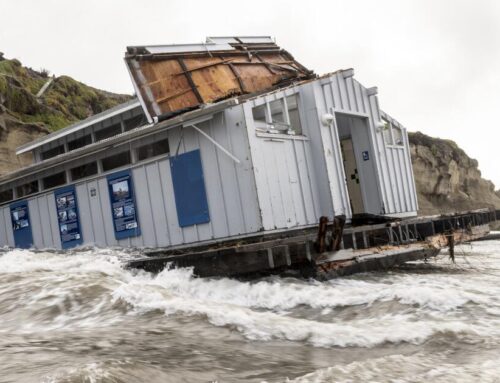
[
  {"x1": 16, "y1": 180, "x2": 39, "y2": 198},
  {"x1": 70, "y1": 161, "x2": 99, "y2": 182},
  {"x1": 0, "y1": 189, "x2": 13, "y2": 204},
  {"x1": 382, "y1": 117, "x2": 405, "y2": 148},
  {"x1": 41, "y1": 144, "x2": 66, "y2": 161},
  {"x1": 136, "y1": 137, "x2": 170, "y2": 162},
  {"x1": 42, "y1": 171, "x2": 67, "y2": 190},
  {"x1": 101, "y1": 150, "x2": 132, "y2": 172},
  {"x1": 251, "y1": 92, "x2": 305, "y2": 137},
  {"x1": 94, "y1": 123, "x2": 123, "y2": 142}
]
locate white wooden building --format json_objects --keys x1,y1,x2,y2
[{"x1": 0, "y1": 38, "x2": 418, "y2": 250}]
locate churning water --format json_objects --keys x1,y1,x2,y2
[{"x1": 1, "y1": 238, "x2": 500, "y2": 383}]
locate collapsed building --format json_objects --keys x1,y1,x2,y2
[{"x1": 0, "y1": 37, "x2": 419, "y2": 251}]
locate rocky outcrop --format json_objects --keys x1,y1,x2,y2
[{"x1": 409, "y1": 131, "x2": 500, "y2": 215}]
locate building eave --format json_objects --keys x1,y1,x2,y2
[
  {"x1": 15, "y1": 98, "x2": 142, "y2": 155},
  {"x1": 2, "y1": 97, "x2": 240, "y2": 186}
]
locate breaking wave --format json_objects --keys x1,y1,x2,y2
[{"x1": 1, "y1": 243, "x2": 500, "y2": 350}]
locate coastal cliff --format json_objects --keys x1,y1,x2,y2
[
  {"x1": 0, "y1": 54, "x2": 131, "y2": 174},
  {"x1": 0, "y1": 54, "x2": 498, "y2": 216},
  {"x1": 409, "y1": 131, "x2": 500, "y2": 215}
]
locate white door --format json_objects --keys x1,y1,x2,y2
[{"x1": 341, "y1": 138, "x2": 364, "y2": 214}]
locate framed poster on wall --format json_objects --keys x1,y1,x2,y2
[
  {"x1": 107, "y1": 169, "x2": 141, "y2": 240},
  {"x1": 54, "y1": 185, "x2": 83, "y2": 249},
  {"x1": 10, "y1": 200, "x2": 33, "y2": 249}
]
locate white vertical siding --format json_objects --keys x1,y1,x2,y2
[
  {"x1": 0, "y1": 206, "x2": 9, "y2": 247},
  {"x1": 4, "y1": 106, "x2": 261, "y2": 250},
  {"x1": 28, "y1": 199, "x2": 44, "y2": 248},
  {"x1": 4, "y1": 207, "x2": 14, "y2": 247},
  {"x1": 379, "y1": 111, "x2": 419, "y2": 214},
  {"x1": 243, "y1": 86, "x2": 324, "y2": 231},
  {"x1": 314, "y1": 72, "x2": 417, "y2": 217},
  {"x1": 76, "y1": 183, "x2": 95, "y2": 245}
]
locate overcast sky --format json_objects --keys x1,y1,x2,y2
[{"x1": 1, "y1": 0, "x2": 499, "y2": 187}]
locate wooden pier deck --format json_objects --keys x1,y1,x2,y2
[{"x1": 127, "y1": 209, "x2": 499, "y2": 279}]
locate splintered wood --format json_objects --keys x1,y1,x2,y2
[{"x1": 126, "y1": 44, "x2": 312, "y2": 120}]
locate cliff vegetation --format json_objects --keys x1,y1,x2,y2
[{"x1": 0, "y1": 53, "x2": 131, "y2": 174}]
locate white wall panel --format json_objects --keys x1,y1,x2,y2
[
  {"x1": 37, "y1": 194, "x2": 56, "y2": 248},
  {"x1": 244, "y1": 85, "x2": 327, "y2": 230},
  {"x1": 28, "y1": 199, "x2": 44, "y2": 249},
  {"x1": 311, "y1": 71, "x2": 417, "y2": 217},
  {"x1": 0, "y1": 207, "x2": 8, "y2": 247},
  {"x1": 47, "y1": 194, "x2": 61, "y2": 249},
  {"x1": 86, "y1": 180, "x2": 108, "y2": 247},
  {"x1": 97, "y1": 178, "x2": 119, "y2": 247},
  {"x1": 3, "y1": 208, "x2": 14, "y2": 247},
  {"x1": 144, "y1": 162, "x2": 170, "y2": 247},
  {"x1": 132, "y1": 166, "x2": 157, "y2": 247},
  {"x1": 76, "y1": 183, "x2": 96, "y2": 245}
]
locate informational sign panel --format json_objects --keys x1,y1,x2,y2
[
  {"x1": 54, "y1": 185, "x2": 83, "y2": 249},
  {"x1": 170, "y1": 149, "x2": 210, "y2": 227},
  {"x1": 10, "y1": 200, "x2": 33, "y2": 249},
  {"x1": 107, "y1": 169, "x2": 141, "y2": 240}
]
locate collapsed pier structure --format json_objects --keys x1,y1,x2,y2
[{"x1": 0, "y1": 37, "x2": 497, "y2": 277}]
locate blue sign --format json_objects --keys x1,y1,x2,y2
[
  {"x1": 10, "y1": 200, "x2": 33, "y2": 249},
  {"x1": 107, "y1": 169, "x2": 141, "y2": 240},
  {"x1": 170, "y1": 149, "x2": 210, "y2": 227},
  {"x1": 55, "y1": 185, "x2": 83, "y2": 249},
  {"x1": 362, "y1": 151, "x2": 370, "y2": 161}
]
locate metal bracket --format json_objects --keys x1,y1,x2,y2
[{"x1": 187, "y1": 124, "x2": 241, "y2": 164}]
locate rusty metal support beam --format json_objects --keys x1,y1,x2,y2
[{"x1": 315, "y1": 216, "x2": 329, "y2": 254}]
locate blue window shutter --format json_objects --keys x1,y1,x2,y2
[{"x1": 170, "y1": 149, "x2": 210, "y2": 227}]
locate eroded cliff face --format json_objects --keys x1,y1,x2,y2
[
  {"x1": 409, "y1": 131, "x2": 500, "y2": 215},
  {"x1": 0, "y1": 110, "x2": 48, "y2": 175}
]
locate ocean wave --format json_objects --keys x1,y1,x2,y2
[
  {"x1": 112, "y1": 276, "x2": 495, "y2": 348},
  {"x1": 287, "y1": 352, "x2": 500, "y2": 383},
  {"x1": 1, "y1": 246, "x2": 499, "y2": 348}
]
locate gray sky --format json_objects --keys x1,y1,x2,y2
[{"x1": 2, "y1": 0, "x2": 499, "y2": 187}]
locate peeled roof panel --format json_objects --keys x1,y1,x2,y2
[{"x1": 125, "y1": 37, "x2": 314, "y2": 122}]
